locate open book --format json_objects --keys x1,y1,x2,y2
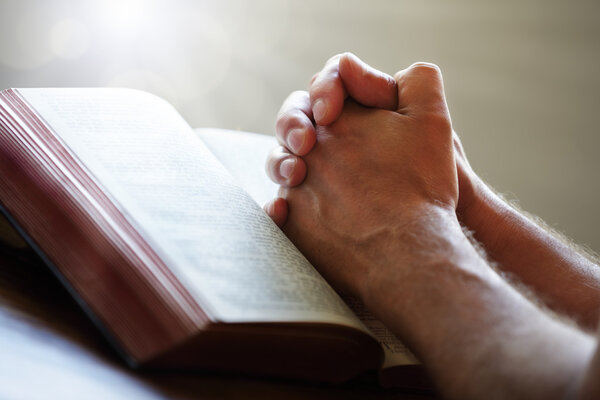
[{"x1": 0, "y1": 88, "x2": 428, "y2": 389}]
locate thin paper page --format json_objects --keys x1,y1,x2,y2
[
  {"x1": 344, "y1": 296, "x2": 418, "y2": 367},
  {"x1": 195, "y1": 128, "x2": 418, "y2": 367},
  {"x1": 195, "y1": 128, "x2": 279, "y2": 207},
  {"x1": 18, "y1": 88, "x2": 362, "y2": 327}
]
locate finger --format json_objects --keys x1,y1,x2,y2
[
  {"x1": 309, "y1": 72, "x2": 319, "y2": 86},
  {"x1": 263, "y1": 197, "x2": 288, "y2": 228},
  {"x1": 394, "y1": 62, "x2": 449, "y2": 117},
  {"x1": 265, "y1": 146, "x2": 307, "y2": 187},
  {"x1": 338, "y1": 52, "x2": 397, "y2": 110},
  {"x1": 309, "y1": 54, "x2": 347, "y2": 125},
  {"x1": 310, "y1": 52, "x2": 397, "y2": 125},
  {"x1": 275, "y1": 91, "x2": 317, "y2": 156}
]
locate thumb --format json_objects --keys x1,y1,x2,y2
[
  {"x1": 310, "y1": 52, "x2": 397, "y2": 125},
  {"x1": 394, "y1": 62, "x2": 449, "y2": 117},
  {"x1": 338, "y1": 53, "x2": 398, "y2": 110}
]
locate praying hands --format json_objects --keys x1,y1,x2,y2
[{"x1": 263, "y1": 53, "x2": 600, "y2": 399}]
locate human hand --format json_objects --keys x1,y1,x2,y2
[
  {"x1": 264, "y1": 53, "x2": 398, "y2": 226},
  {"x1": 266, "y1": 58, "x2": 600, "y2": 400},
  {"x1": 271, "y1": 63, "x2": 460, "y2": 296},
  {"x1": 265, "y1": 53, "x2": 484, "y2": 228}
]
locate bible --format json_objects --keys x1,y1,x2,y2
[{"x1": 0, "y1": 88, "x2": 427, "y2": 389}]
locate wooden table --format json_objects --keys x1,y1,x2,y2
[{"x1": 0, "y1": 245, "x2": 436, "y2": 399}]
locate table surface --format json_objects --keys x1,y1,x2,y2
[{"x1": 0, "y1": 246, "x2": 437, "y2": 400}]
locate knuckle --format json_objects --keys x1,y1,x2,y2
[
  {"x1": 312, "y1": 55, "x2": 344, "y2": 90},
  {"x1": 276, "y1": 108, "x2": 304, "y2": 134},
  {"x1": 274, "y1": 115, "x2": 289, "y2": 139},
  {"x1": 289, "y1": 90, "x2": 308, "y2": 101},
  {"x1": 264, "y1": 153, "x2": 276, "y2": 176},
  {"x1": 266, "y1": 146, "x2": 286, "y2": 169},
  {"x1": 325, "y1": 53, "x2": 344, "y2": 65},
  {"x1": 393, "y1": 69, "x2": 404, "y2": 81},
  {"x1": 311, "y1": 72, "x2": 338, "y2": 94},
  {"x1": 383, "y1": 74, "x2": 399, "y2": 92},
  {"x1": 339, "y1": 51, "x2": 357, "y2": 63},
  {"x1": 394, "y1": 62, "x2": 443, "y2": 83},
  {"x1": 410, "y1": 62, "x2": 442, "y2": 77},
  {"x1": 280, "y1": 108, "x2": 303, "y2": 123},
  {"x1": 278, "y1": 91, "x2": 307, "y2": 114}
]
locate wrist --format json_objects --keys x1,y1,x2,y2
[
  {"x1": 457, "y1": 175, "x2": 515, "y2": 253},
  {"x1": 359, "y1": 205, "x2": 485, "y2": 309}
]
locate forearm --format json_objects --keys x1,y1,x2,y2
[
  {"x1": 361, "y1": 208, "x2": 595, "y2": 399},
  {"x1": 460, "y1": 180, "x2": 600, "y2": 330}
]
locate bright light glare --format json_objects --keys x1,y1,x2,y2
[
  {"x1": 95, "y1": 0, "x2": 155, "y2": 35},
  {"x1": 50, "y1": 19, "x2": 89, "y2": 60}
]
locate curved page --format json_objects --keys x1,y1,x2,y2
[{"x1": 18, "y1": 88, "x2": 362, "y2": 329}]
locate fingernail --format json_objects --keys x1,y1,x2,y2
[
  {"x1": 279, "y1": 158, "x2": 296, "y2": 180},
  {"x1": 287, "y1": 128, "x2": 305, "y2": 154},
  {"x1": 313, "y1": 99, "x2": 328, "y2": 122}
]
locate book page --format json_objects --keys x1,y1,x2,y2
[
  {"x1": 343, "y1": 297, "x2": 418, "y2": 368},
  {"x1": 195, "y1": 128, "x2": 419, "y2": 368},
  {"x1": 195, "y1": 128, "x2": 279, "y2": 207},
  {"x1": 17, "y1": 88, "x2": 363, "y2": 328}
]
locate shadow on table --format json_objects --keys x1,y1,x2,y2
[{"x1": 0, "y1": 246, "x2": 436, "y2": 399}]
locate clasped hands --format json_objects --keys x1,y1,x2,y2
[
  {"x1": 261, "y1": 53, "x2": 600, "y2": 399},
  {"x1": 264, "y1": 53, "x2": 486, "y2": 298}
]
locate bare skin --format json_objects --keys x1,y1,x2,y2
[
  {"x1": 264, "y1": 54, "x2": 600, "y2": 398},
  {"x1": 268, "y1": 53, "x2": 600, "y2": 330}
]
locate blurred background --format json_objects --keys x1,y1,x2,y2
[{"x1": 1, "y1": 0, "x2": 599, "y2": 252}]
